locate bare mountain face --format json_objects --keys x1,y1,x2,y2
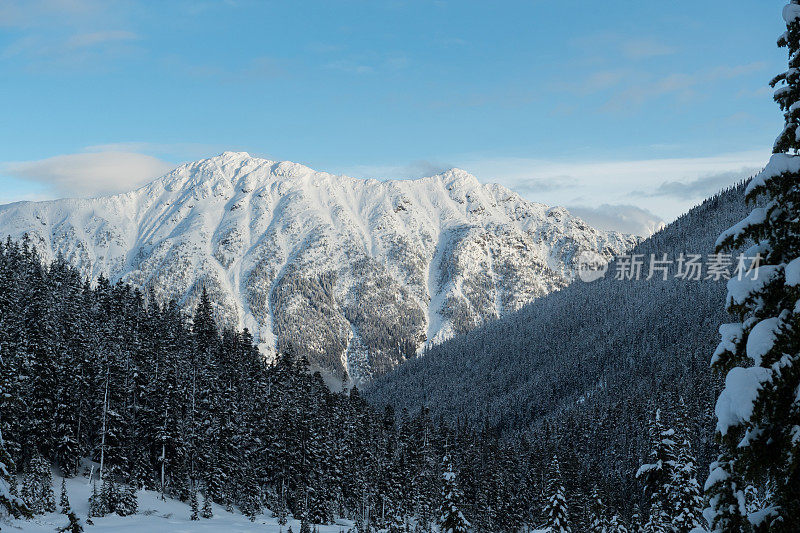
[{"x1": 0, "y1": 152, "x2": 636, "y2": 383}]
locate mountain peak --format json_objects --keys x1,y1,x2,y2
[{"x1": 219, "y1": 150, "x2": 252, "y2": 158}]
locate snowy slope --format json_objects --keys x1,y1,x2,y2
[
  {"x1": 9, "y1": 473, "x2": 354, "y2": 533},
  {"x1": 10, "y1": 473, "x2": 547, "y2": 532},
  {"x1": 0, "y1": 152, "x2": 636, "y2": 383}
]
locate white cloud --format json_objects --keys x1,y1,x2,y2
[
  {"x1": 83, "y1": 141, "x2": 226, "y2": 159},
  {"x1": 633, "y1": 168, "x2": 760, "y2": 200},
  {"x1": 0, "y1": 0, "x2": 109, "y2": 28},
  {"x1": 65, "y1": 30, "x2": 139, "y2": 49},
  {"x1": 324, "y1": 59, "x2": 373, "y2": 74},
  {"x1": 454, "y1": 149, "x2": 769, "y2": 223},
  {"x1": 619, "y1": 39, "x2": 676, "y2": 60},
  {"x1": 341, "y1": 160, "x2": 453, "y2": 180},
  {"x1": 568, "y1": 204, "x2": 665, "y2": 237},
  {"x1": 602, "y1": 62, "x2": 767, "y2": 110},
  {"x1": 3, "y1": 151, "x2": 175, "y2": 198}
]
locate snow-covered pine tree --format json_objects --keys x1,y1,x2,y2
[
  {"x1": 437, "y1": 454, "x2": 470, "y2": 533},
  {"x1": 635, "y1": 410, "x2": 675, "y2": 530},
  {"x1": 588, "y1": 485, "x2": 608, "y2": 533},
  {"x1": 116, "y1": 484, "x2": 137, "y2": 516},
  {"x1": 190, "y1": 487, "x2": 199, "y2": 520},
  {"x1": 0, "y1": 427, "x2": 29, "y2": 519},
  {"x1": 607, "y1": 514, "x2": 628, "y2": 533},
  {"x1": 706, "y1": 3, "x2": 800, "y2": 531},
  {"x1": 21, "y1": 454, "x2": 55, "y2": 514},
  {"x1": 643, "y1": 499, "x2": 670, "y2": 533},
  {"x1": 100, "y1": 476, "x2": 120, "y2": 516},
  {"x1": 543, "y1": 456, "x2": 570, "y2": 533},
  {"x1": 276, "y1": 487, "x2": 288, "y2": 526},
  {"x1": 703, "y1": 452, "x2": 749, "y2": 532},
  {"x1": 300, "y1": 518, "x2": 312, "y2": 533},
  {"x1": 201, "y1": 491, "x2": 213, "y2": 518},
  {"x1": 629, "y1": 504, "x2": 643, "y2": 533},
  {"x1": 59, "y1": 477, "x2": 70, "y2": 514},
  {"x1": 88, "y1": 481, "x2": 105, "y2": 517},
  {"x1": 669, "y1": 400, "x2": 703, "y2": 533},
  {"x1": 388, "y1": 512, "x2": 406, "y2": 532}
]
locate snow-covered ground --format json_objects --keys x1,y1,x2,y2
[{"x1": 7, "y1": 474, "x2": 354, "y2": 532}]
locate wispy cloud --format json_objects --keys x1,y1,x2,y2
[
  {"x1": 325, "y1": 59, "x2": 374, "y2": 74},
  {"x1": 570, "y1": 33, "x2": 676, "y2": 61},
  {"x1": 324, "y1": 52, "x2": 410, "y2": 75},
  {"x1": 632, "y1": 168, "x2": 759, "y2": 200},
  {"x1": 512, "y1": 176, "x2": 579, "y2": 194},
  {"x1": 446, "y1": 148, "x2": 769, "y2": 228},
  {"x1": 568, "y1": 204, "x2": 665, "y2": 237},
  {"x1": 602, "y1": 61, "x2": 767, "y2": 110},
  {"x1": 159, "y1": 54, "x2": 287, "y2": 82},
  {"x1": 2, "y1": 151, "x2": 175, "y2": 198},
  {"x1": 83, "y1": 141, "x2": 226, "y2": 160},
  {"x1": 436, "y1": 36, "x2": 468, "y2": 48},
  {"x1": 557, "y1": 33, "x2": 766, "y2": 112},
  {"x1": 0, "y1": 0, "x2": 141, "y2": 70},
  {"x1": 0, "y1": 0, "x2": 111, "y2": 28},
  {"x1": 619, "y1": 38, "x2": 676, "y2": 59},
  {"x1": 65, "y1": 30, "x2": 139, "y2": 49},
  {"x1": 340, "y1": 160, "x2": 453, "y2": 180}
]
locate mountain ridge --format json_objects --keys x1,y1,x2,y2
[{"x1": 0, "y1": 152, "x2": 637, "y2": 383}]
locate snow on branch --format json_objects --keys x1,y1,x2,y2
[
  {"x1": 716, "y1": 207, "x2": 767, "y2": 249},
  {"x1": 726, "y1": 265, "x2": 783, "y2": 308},
  {"x1": 715, "y1": 366, "x2": 772, "y2": 436},
  {"x1": 745, "y1": 153, "x2": 800, "y2": 197},
  {"x1": 784, "y1": 3, "x2": 800, "y2": 24}
]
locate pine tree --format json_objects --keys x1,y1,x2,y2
[
  {"x1": 275, "y1": 487, "x2": 288, "y2": 526},
  {"x1": 300, "y1": 518, "x2": 312, "y2": 533},
  {"x1": 669, "y1": 401, "x2": 703, "y2": 533},
  {"x1": 201, "y1": 491, "x2": 213, "y2": 518},
  {"x1": 88, "y1": 482, "x2": 105, "y2": 517},
  {"x1": 543, "y1": 456, "x2": 570, "y2": 533},
  {"x1": 21, "y1": 455, "x2": 55, "y2": 514},
  {"x1": 643, "y1": 499, "x2": 669, "y2": 533},
  {"x1": 59, "y1": 477, "x2": 70, "y2": 514},
  {"x1": 388, "y1": 512, "x2": 406, "y2": 533},
  {"x1": 704, "y1": 453, "x2": 749, "y2": 533},
  {"x1": 116, "y1": 484, "x2": 137, "y2": 516},
  {"x1": 190, "y1": 487, "x2": 199, "y2": 520},
  {"x1": 437, "y1": 454, "x2": 470, "y2": 533},
  {"x1": 588, "y1": 485, "x2": 608, "y2": 533},
  {"x1": 100, "y1": 477, "x2": 119, "y2": 516},
  {"x1": 635, "y1": 410, "x2": 675, "y2": 529},
  {"x1": 0, "y1": 427, "x2": 29, "y2": 519},
  {"x1": 629, "y1": 504, "x2": 643, "y2": 533},
  {"x1": 608, "y1": 514, "x2": 628, "y2": 533},
  {"x1": 705, "y1": 2, "x2": 800, "y2": 531}
]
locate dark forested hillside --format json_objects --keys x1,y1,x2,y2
[
  {"x1": 0, "y1": 236, "x2": 570, "y2": 531},
  {"x1": 366, "y1": 182, "x2": 752, "y2": 515}
]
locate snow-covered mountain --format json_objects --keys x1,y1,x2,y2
[{"x1": 0, "y1": 152, "x2": 636, "y2": 383}]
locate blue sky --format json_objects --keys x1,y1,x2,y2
[{"x1": 0, "y1": 0, "x2": 789, "y2": 234}]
